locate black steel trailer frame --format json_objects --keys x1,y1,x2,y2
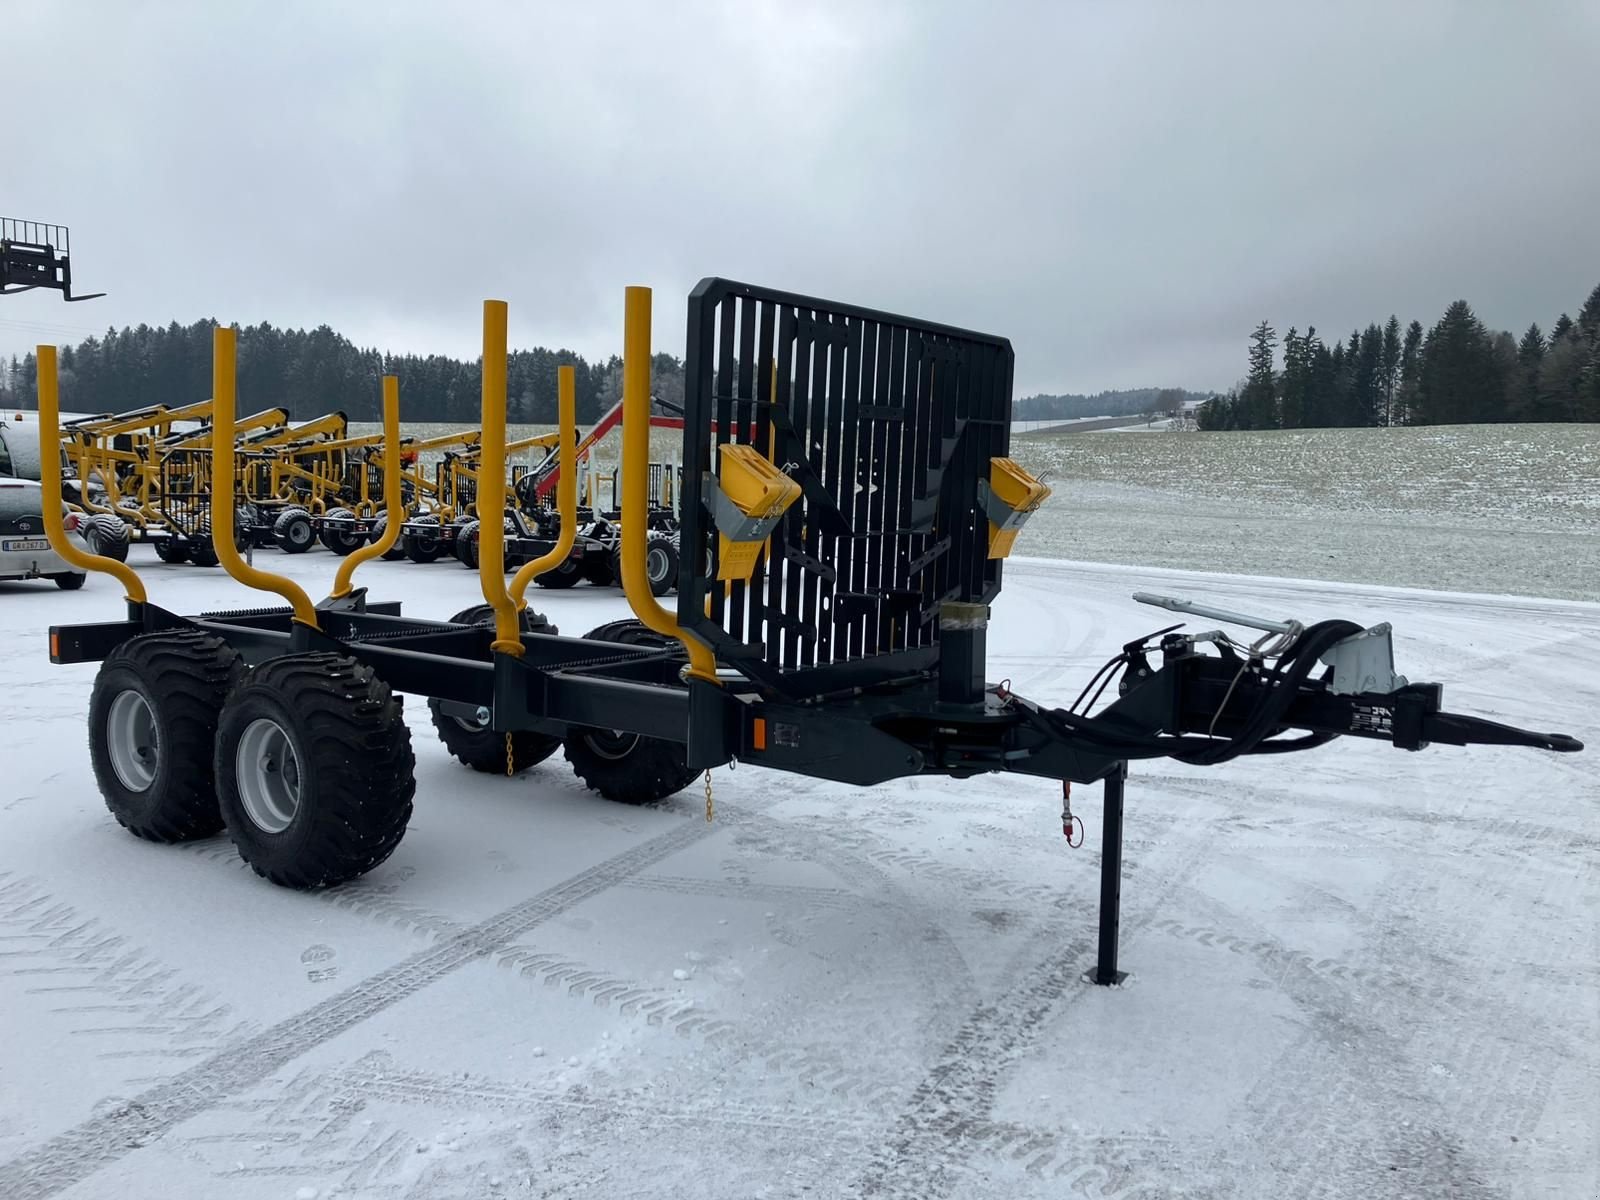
[{"x1": 35, "y1": 279, "x2": 1583, "y2": 986}]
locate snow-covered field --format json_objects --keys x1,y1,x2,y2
[
  {"x1": 1015, "y1": 424, "x2": 1600, "y2": 602},
  {"x1": 0, "y1": 545, "x2": 1595, "y2": 1199}
]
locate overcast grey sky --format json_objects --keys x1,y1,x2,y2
[{"x1": 5, "y1": 0, "x2": 1598, "y2": 397}]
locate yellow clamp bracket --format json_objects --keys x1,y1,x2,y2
[
  {"x1": 210, "y1": 327, "x2": 321, "y2": 629},
  {"x1": 509, "y1": 365, "x2": 577, "y2": 610},
  {"x1": 620, "y1": 286, "x2": 719, "y2": 684},
  {"x1": 477, "y1": 300, "x2": 524, "y2": 658},
  {"x1": 33, "y1": 345, "x2": 148, "y2": 605},
  {"x1": 329, "y1": 376, "x2": 403, "y2": 600},
  {"x1": 979, "y1": 457, "x2": 1051, "y2": 560},
  {"x1": 706, "y1": 443, "x2": 800, "y2": 582}
]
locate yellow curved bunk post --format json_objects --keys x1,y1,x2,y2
[
  {"x1": 476, "y1": 300, "x2": 524, "y2": 658},
  {"x1": 508, "y1": 365, "x2": 577, "y2": 609},
  {"x1": 34, "y1": 345, "x2": 148, "y2": 606},
  {"x1": 328, "y1": 376, "x2": 403, "y2": 600},
  {"x1": 619, "y1": 287, "x2": 719, "y2": 684},
  {"x1": 209, "y1": 327, "x2": 320, "y2": 630}
]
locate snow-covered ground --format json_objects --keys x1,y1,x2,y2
[{"x1": 0, "y1": 546, "x2": 1595, "y2": 1199}]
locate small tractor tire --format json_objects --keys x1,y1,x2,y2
[
  {"x1": 428, "y1": 604, "x2": 562, "y2": 774},
  {"x1": 403, "y1": 514, "x2": 447, "y2": 563},
  {"x1": 369, "y1": 514, "x2": 408, "y2": 560},
  {"x1": 152, "y1": 537, "x2": 190, "y2": 564},
  {"x1": 562, "y1": 620, "x2": 697, "y2": 804},
  {"x1": 188, "y1": 537, "x2": 219, "y2": 568},
  {"x1": 646, "y1": 534, "x2": 679, "y2": 596},
  {"x1": 273, "y1": 508, "x2": 315, "y2": 554},
  {"x1": 215, "y1": 653, "x2": 414, "y2": 889},
  {"x1": 581, "y1": 552, "x2": 616, "y2": 587},
  {"x1": 319, "y1": 508, "x2": 365, "y2": 556},
  {"x1": 456, "y1": 519, "x2": 480, "y2": 569},
  {"x1": 84, "y1": 514, "x2": 131, "y2": 562},
  {"x1": 88, "y1": 631, "x2": 246, "y2": 842},
  {"x1": 532, "y1": 555, "x2": 582, "y2": 589},
  {"x1": 53, "y1": 572, "x2": 86, "y2": 590}
]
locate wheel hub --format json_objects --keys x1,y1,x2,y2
[
  {"x1": 106, "y1": 689, "x2": 159, "y2": 791},
  {"x1": 236, "y1": 718, "x2": 302, "y2": 833}
]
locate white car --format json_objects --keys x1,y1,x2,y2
[{"x1": 0, "y1": 478, "x2": 90, "y2": 589}]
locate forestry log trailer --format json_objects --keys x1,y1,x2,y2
[{"x1": 33, "y1": 280, "x2": 1581, "y2": 984}]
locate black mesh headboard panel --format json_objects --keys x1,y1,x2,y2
[{"x1": 676, "y1": 278, "x2": 1015, "y2": 698}]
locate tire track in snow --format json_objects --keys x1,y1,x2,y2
[
  {"x1": 0, "y1": 814, "x2": 716, "y2": 1200},
  {"x1": 846, "y1": 823, "x2": 1214, "y2": 1200},
  {"x1": 0, "y1": 873, "x2": 252, "y2": 1062}
]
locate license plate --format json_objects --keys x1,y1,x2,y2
[{"x1": 2, "y1": 539, "x2": 49, "y2": 553}]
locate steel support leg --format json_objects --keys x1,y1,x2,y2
[{"x1": 1094, "y1": 762, "x2": 1129, "y2": 985}]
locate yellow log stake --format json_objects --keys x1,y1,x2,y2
[
  {"x1": 619, "y1": 287, "x2": 718, "y2": 683},
  {"x1": 34, "y1": 346, "x2": 148, "y2": 604},
  {"x1": 476, "y1": 300, "x2": 524, "y2": 657},
  {"x1": 210, "y1": 327, "x2": 320, "y2": 629},
  {"x1": 329, "y1": 375, "x2": 402, "y2": 599},
  {"x1": 509, "y1": 364, "x2": 577, "y2": 608}
]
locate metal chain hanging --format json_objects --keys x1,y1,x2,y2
[
  {"x1": 704, "y1": 769, "x2": 714, "y2": 823},
  {"x1": 505, "y1": 731, "x2": 515, "y2": 777}
]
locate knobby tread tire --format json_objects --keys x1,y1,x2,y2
[
  {"x1": 369, "y1": 513, "x2": 408, "y2": 560},
  {"x1": 428, "y1": 604, "x2": 562, "y2": 773},
  {"x1": 532, "y1": 555, "x2": 582, "y2": 589},
  {"x1": 403, "y1": 513, "x2": 446, "y2": 563},
  {"x1": 273, "y1": 507, "x2": 314, "y2": 554},
  {"x1": 319, "y1": 507, "x2": 364, "y2": 555},
  {"x1": 646, "y1": 535, "x2": 679, "y2": 597},
  {"x1": 153, "y1": 537, "x2": 190, "y2": 564},
  {"x1": 215, "y1": 653, "x2": 415, "y2": 889},
  {"x1": 455, "y1": 519, "x2": 480, "y2": 568},
  {"x1": 562, "y1": 620, "x2": 697, "y2": 804},
  {"x1": 88, "y1": 631, "x2": 246, "y2": 842},
  {"x1": 85, "y1": 514, "x2": 131, "y2": 562}
]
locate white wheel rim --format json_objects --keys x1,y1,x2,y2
[
  {"x1": 647, "y1": 547, "x2": 669, "y2": 582},
  {"x1": 106, "y1": 689, "x2": 158, "y2": 791},
  {"x1": 236, "y1": 718, "x2": 302, "y2": 833}
]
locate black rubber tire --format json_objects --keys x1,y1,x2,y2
[
  {"x1": 403, "y1": 514, "x2": 446, "y2": 563},
  {"x1": 85, "y1": 514, "x2": 131, "y2": 562},
  {"x1": 428, "y1": 604, "x2": 562, "y2": 773},
  {"x1": 456, "y1": 519, "x2": 480, "y2": 569},
  {"x1": 88, "y1": 631, "x2": 246, "y2": 842},
  {"x1": 563, "y1": 620, "x2": 698, "y2": 804},
  {"x1": 369, "y1": 513, "x2": 409, "y2": 560},
  {"x1": 533, "y1": 555, "x2": 582, "y2": 589},
  {"x1": 215, "y1": 653, "x2": 415, "y2": 889},
  {"x1": 189, "y1": 510, "x2": 248, "y2": 568},
  {"x1": 53, "y1": 572, "x2": 86, "y2": 590},
  {"x1": 319, "y1": 507, "x2": 365, "y2": 555},
  {"x1": 645, "y1": 536, "x2": 679, "y2": 597},
  {"x1": 153, "y1": 537, "x2": 190, "y2": 564},
  {"x1": 273, "y1": 508, "x2": 315, "y2": 554},
  {"x1": 581, "y1": 552, "x2": 616, "y2": 586}
]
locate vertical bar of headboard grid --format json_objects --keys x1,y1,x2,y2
[
  {"x1": 728, "y1": 292, "x2": 758, "y2": 640},
  {"x1": 710, "y1": 295, "x2": 736, "y2": 624}
]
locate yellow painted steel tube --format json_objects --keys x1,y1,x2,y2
[
  {"x1": 619, "y1": 287, "x2": 718, "y2": 683},
  {"x1": 509, "y1": 364, "x2": 577, "y2": 608},
  {"x1": 329, "y1": 375, "x2": 402, "y2": 599},
  {"x1": 476, "y1": 300, "x2": 523, "y2": 657},
  {"x1": 209, "y1": 327, "x2": 320, "y2": 629},
  {"x1": 34, "y1": 345, "x2": 148, "y2": 604}
]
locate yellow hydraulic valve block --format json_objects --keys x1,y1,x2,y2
[
  {"x1": 709, "y1": 443, "x2": 801, "y2": 582},
  {"x1": 980, "y1": 457, "x2": 1051, "y2": 559}
]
